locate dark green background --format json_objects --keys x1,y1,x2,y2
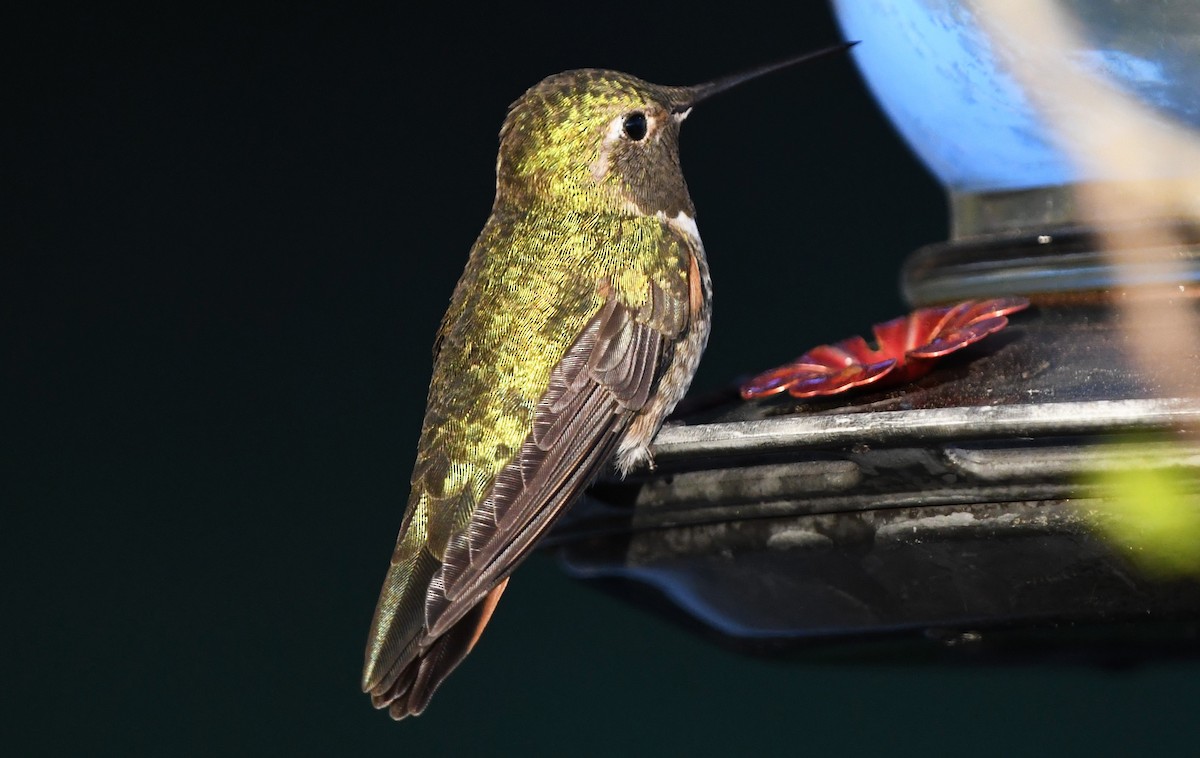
[{"x1": 8, "y1": 2, "x2": 1198, "y2": 754}]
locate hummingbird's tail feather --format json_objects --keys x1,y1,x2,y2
[
  {"x1": 367, "y1": 578, "x2": 510, "y2": 720},
  {"x1": 361, "y1": 542, "x2": 441, "y2": 696}
]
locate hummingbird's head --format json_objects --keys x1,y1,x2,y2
[
  {"x1": 493, "y1": 45, "x2": 855, "y2": 220},
  {"x1": 496, "y1": 70, "x2": 695, "y2": 218}
]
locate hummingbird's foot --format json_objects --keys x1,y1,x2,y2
[{"x1": 739, "y1": 297, "x2": 1031, "y2": 399}]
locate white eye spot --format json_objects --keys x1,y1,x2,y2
[
  {"x1": 673, "y1": 107, "x2": 692, "y2": 123},
  {"x1": 603, "y1": 115, "x2": 626, "y2": 144},
  {"x1": 592, "y1": 117, "x2": 626, "y2": 179}
]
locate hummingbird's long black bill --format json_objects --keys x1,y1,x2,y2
[{"x1": 671, "y1": 41, "x2": 858, "y2": 113}]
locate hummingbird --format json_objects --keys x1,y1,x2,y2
[{"x1": 363, "y1": 43, "x2": 854, "y2": 719}]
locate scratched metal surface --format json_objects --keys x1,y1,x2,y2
[{"x1": 552, "y1": 300, "x2": 1200, "y2": 660}]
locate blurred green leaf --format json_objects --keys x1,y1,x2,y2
[{"x1": 1088, "y1": 437, "x2": 1200, "y2": 577}]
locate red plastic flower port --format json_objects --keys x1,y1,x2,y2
[{"x1": 739, "y1": 297, "x2": 1031, "y2": 400}]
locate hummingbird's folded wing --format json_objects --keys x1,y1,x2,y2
[{"x1": 427, "y1": 279, "x2": 689, "y2": 633}]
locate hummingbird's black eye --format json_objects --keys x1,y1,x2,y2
[{"x1": 623, "y1": 112, "x2": 648, "y2": 141}]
